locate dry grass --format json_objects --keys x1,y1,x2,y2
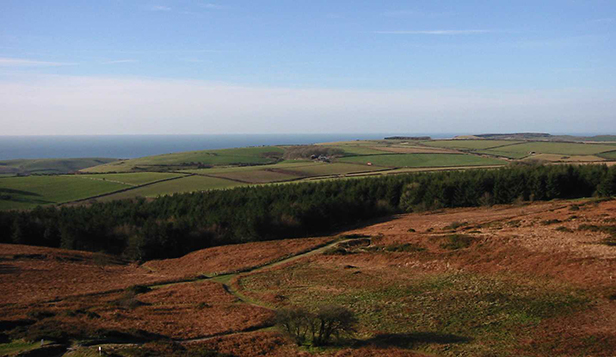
[
  {"x1": 144, "y1": 237, "x2": 334, "y2": 278},
  {"x1": 2, "y1": 199, "x2": 615, "y2": 356}
]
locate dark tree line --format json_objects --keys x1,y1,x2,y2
[{"x1": 1, "y1": 164, "x2": 615, "y2": 261}]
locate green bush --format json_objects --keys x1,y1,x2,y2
[{"x1": 440, "y1": 234, "x2": 475, "y2": 250}]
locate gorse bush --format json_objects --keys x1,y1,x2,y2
[{"x1": 1, "y1": 164, "x2": 614, "y2": 261}]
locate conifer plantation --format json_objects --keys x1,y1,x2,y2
[{"x1": 3, "y1": 164, "x2": 615, "y2": 261}]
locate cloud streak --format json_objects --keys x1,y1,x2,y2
[
  {"x1": 0, "y1": 58, "x2": 77, "y2": 67},
  {"x1": 201, "y1": 3, "x2": 228, "y2": 10},
  {"x1": 103, "y1": 59, "x2": 138, "y2": 64},
  {"x1": 0, "y1": 75, "x2": 613, "y2": 135},
  {"x1": 149, "y1": 5, "x2": 171, "y2": 11},
  {"x1": 374, "y1": 30, "x2": 494, "y2": 35},
  {"x1": 381, "y1": 10, "x2": 451, "y2": 18}
]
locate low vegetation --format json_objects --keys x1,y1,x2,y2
[
  {"x1": 282, "y1": 145, "x2": 344, "y2": 160},
  {"x1": 276, "y1": 305, "x2": 358, "y2": 346},
  {"x1": 0, "y1": 175, "x2": 128, "y2": 210},
  {"x1": 339, "y1": 153, "x2": 505, "y2": 168},
  {"x1": 2, "y1": 164, "x2": 615, "y2": 261},
  {"x1": 0, "y1": 158, "x2": 118, "y2": 175}
]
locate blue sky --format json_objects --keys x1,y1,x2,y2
[{"x1": 1, "y1": 0, "x2": 615, "y2": 135}]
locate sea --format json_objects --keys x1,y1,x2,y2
[{"x1": 0, "y1": 134, "x2": 456, "y2": 160}]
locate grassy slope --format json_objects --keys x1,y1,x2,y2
[
  {"x1": 208, "y1": 170, "x2": 302, "y2": 183},
  {"x1": 180, "y1": 160, "x2": 316, "y2": 174},
  {"x1": 420, "y1": 140, "x2": 522, "y2": 150},
  {"x1": 77, "y1": 172, "x2": 186, "y2": 185},
  {"x1": 493, "y1": 142, "x2": 616, "y2": 155},
  {"x1": 338, "y1": 153, "x2": 506, "y2": 168},
  {"x1": 0, "y1": 176, "x2": 128, "y2": 210},
  {"x1": 474, "y1": 149, "x2": 529, "y2": 159},
  {"x1": 0, "y1": 158, "x2": 118, "y2": 174},
  {"x1": 523, "y1": 154, "x2": 606, "y2": 162},
  {"x1": 598, "y1": 150, "x2": 616, "y2": 160},
  {"x1": 332, "y1": 146, "x2": 392, "y2": 156},
  {"x1": 241, "y1": 265, "x2": 587, "y2": 356},
  {"x1": 97, "y1": 175, "x2": 241, "y2": 200},
  {"x1": 82, "y1": 146, "x2": 284, "y2": 173}
]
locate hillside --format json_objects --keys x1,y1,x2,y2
[
  {"x1": 0, "y1": 158, "x2": 118, "y2": 175},
  {"x1": 1, "y1": 198, "x2": 614, "y2": 356},
  {"x1": 1, "y1": 136, "x2": 615, "y2": 211}
]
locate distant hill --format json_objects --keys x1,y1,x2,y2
[
  {"x1": 81, "y1": 146, "x2": 285, "y2": 173},
  {"x1": 0, "y1": 158, "x2": 118, "y2": 175},
  {"x1": 466, "y1": 133, "x2": 616, "y2": 142}
]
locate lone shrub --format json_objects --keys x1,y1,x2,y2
[
  {"x1": 440, "y1": 234, "x2": 475, "y2": 250},
  {"x1": 276, "y1": 305, "x2": 357, "y2": 346},
  {"x1": 312, "y1": 305, "x2": 358, "y2": 346},
  {"x1": 276, "y1": 307, "x2": 313, "y2": 345}
]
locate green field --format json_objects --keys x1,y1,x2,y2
[
  {"x1": 492, "y1": 142, "x2": 616, "y2": 155},
  {"x1": 200, "y1": 162, "x2": 386, "y2": 183},
  {"x1": 77, "y1": 172, "x2": 186, "y2": 185},
  {"x1": 294, "y1": 162, "x2": 385, "y2": 175},
  {"x1": 82, "y1": 146, "x2": 284, "y2": 173},
  {"x1": 208, "y1": 169, "x2": 302, "y2": 183},
  {"x1": 338, "y1": 153, "x2": 506, "y2": 168},
  {"x1": 420, "y1": 140, "x2": 521, "y2": 150},
  {"x1": 241, "y1": 263, "x2": 587, "y2": 357},
  {"x1": 0, "y1": 175, "x2": 128, "y2": 210},
  {"x1": 0, "y1": 158, "x2": 118, "y2": 175},
  {"x1": 180, "y1": 160, "x2": 314, "y2": 174},
  {"x1": 474, "y1": 149, "x2": 529, "y2": 159},
  {"x1": 98, "y1": 175, "x2": 241, "y2": 200},
  {"x1": 598, "y1": 150, "x2": 616, "y2": 160},
  {"x1": 332, "y1": 146, "x2": 391, "y2": 156}
]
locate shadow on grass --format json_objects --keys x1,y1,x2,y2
[
  {"x1": 0, "y1": 263, "x2": 20, "y2": 275},
  {"x1": 0, "y1": 188, "x2": 43, "y2": 197},
  {"x1": 353, "y1": 332, "x2": 471, "y2": 349}
]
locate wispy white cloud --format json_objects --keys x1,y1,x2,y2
[
  {"x1": 150, "y1": 5, "x2": 171, "y2": 11},
  {"x1": 202, "y1": 3, "x2": 227, "y2": 10},
  {"x1": 589, "y1": 18, "x2": 613, "y2": 23},
  {"x1": 374, "y1": 30, "x2": 493, "y2": 35},
  {"x1": 0, "y1": 57, "x2": 77, "y2": 67},
  {"x1": 103, "y1": 59, "x2": 138, "y2": 64},
  {"x1": 381, "y1": 10, "x2": 451, "y2": 18},
  {"x1": 325, "y1": 13, "x2": 343, "y2": 19},
  {"x1": 0, "y1": 75, "x2": 613, "y2": 135}
]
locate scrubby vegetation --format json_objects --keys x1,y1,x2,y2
[
  {"x1": 1, "y1": 164, "x2": 615, "y2": 261},
  {"x1": 282, "y1": 145, "x2": 344, "y2": 160},
  {"x1": 276, "y1": 305, "x2": 357, "y2": 346}
]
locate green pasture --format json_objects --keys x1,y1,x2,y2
[
  {"x1": 98, "y1": 175, "x2": 241, "y2": 200},
  {"x1": 208, "y1": 169, "x2": 302, "y2": 183},
  {"x1": 77, "y1": 172, "x2": 186, "y2": 186},
  {"x1": 332, "y1": 146, "x2": 391, "y2": 156},
  {"x1": 493, "y1": 142, "x2": 616, "y2": 155},
  {"x1": 81, "y1": 146, "x2": 284, "y2": 173},
  {"x1": 294, "y1": 162, "x2": 384, "y2": 175},
  {"x1": 598, "y1": 150, "x2": 616, "y2": 160},
  {"x1": 180, "y1": 160, "x2": 315, "y2": 174},
  {"x1": 474, "y1": 149, "x2": 529, "y2": 159},
  {"x1": 338, "y1": 153, "x2": 506, "y2": 168},
  {"x1": 0, "y1": 158, "x2": 118, "y2": 174},
  {"x1": 0, "y1": 175, "x2": 127, "y2": 210},
  {"x1": 420, "y1": 140, "x2": 522, "y2": 150},
  {"x1": 241, "y1": 262, "x2": 588, "y2": 357}
]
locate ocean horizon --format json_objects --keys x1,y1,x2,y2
[{"x1": 0, "y1": 133, "x2": 456, "y2": 160}]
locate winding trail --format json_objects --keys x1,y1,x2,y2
[{"x1": 79, "y1": 238, "x2": 360, "y2": 352}]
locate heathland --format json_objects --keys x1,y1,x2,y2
[{"x1": 1, "y1": 198, "x2": 614, "y2": 356}]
